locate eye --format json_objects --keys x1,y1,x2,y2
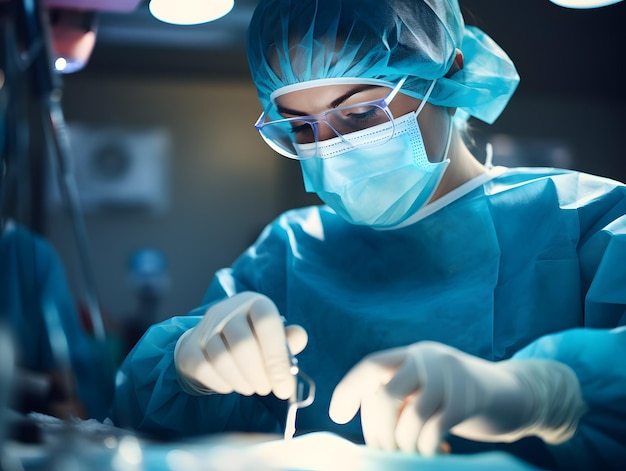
[
  {"x1": 345, "y1": 106, "x2": 379, "y2": 122},
  {"x1": 289, "y1": 123, "x2": 309, "y2": 134},
  {"x1": 330, "y1": 104, "x2": 388, "y2": 133},
  {"x1": 289, "y1": 122, "x2": 315, "y2": 143}
]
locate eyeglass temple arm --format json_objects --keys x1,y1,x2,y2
[
  {"x1": 384, "y1": 75, "x2": 437, "y2": 112},
  {"x1": 383, "y1": 75, "x2": 409, "y2": 105}
]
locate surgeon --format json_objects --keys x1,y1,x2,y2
[{"x1": 111, "y1": 1, "x2": 626, "y2": 469}]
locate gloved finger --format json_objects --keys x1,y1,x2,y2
[
  {"x1": 196, "y1": 292, "x2": 262, "y2": 342},
  {"x1": 247, "y1": 295, "x2": 294, "y2": 400},
  {"x1": 285, "y1": 324, "x2": 308, "y2": 355},
  {"x1": 176, "y1": 331, "x2": 234, "y2": 394},
  {"x1": 190, "y1": 359, "x2": 234, "y2": 394},
  {"x1": 397, "y1": 395, "x2": 445, "y2": 455},
  {"x1": 418, "y1": 370, "x2": 472, "y2": 455},
  {"x1": 417, "y1": 411, "x2": 448, "y2": 457},
  {"x1": 385, "y1": 349, "x2": 423, "y2": 399},
  {"x1": 394, "y1": 353, "x2": 445, "y2": 454},
  {"x1": 329, "y1": 348, "x2": 406, "y2": 425},
  {"x1": 203, "y1": 331, "x2": 254, "y2": 396},
  {"x1": 361, "y1": 385, "x2": 403, "y2": 451},
  {"x1": 221, "y1": 311, "x2": 272, "y2": 396},
  {"x1": 393, "y1": 392, "x2": 421, "y2": 453}
]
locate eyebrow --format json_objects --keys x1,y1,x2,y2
[{"x1": 276, "y1": 85, "x2": 380, "y2": 117}]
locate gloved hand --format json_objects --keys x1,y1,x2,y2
[
  {"x1": 174, "y1": 292, "x2": 308, "y2": 400},
  {"x1": 329, "y1": 341, "x2": 586, "y2": 455}
]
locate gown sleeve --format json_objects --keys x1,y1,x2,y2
[
  {"x1": 110, "y1": 221, "x2": 290, "y2": 440},
  {"x1": 110, "y1": 305, "x2": 284, "y2": 440},
  {"x1": 513, "y1": 202, "x2": 626, "y2": 470},
  {"x1": 513, "y1": 327, "x2": 626, "y2": 470}
]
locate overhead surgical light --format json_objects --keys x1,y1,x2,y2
[
  {"x1": 549, "y1": 0, "x2": 622, "y2": 8},
  {"x1": 49, "y1": 9, "x2": 98, "y2": 74},
  {"x1": 44, "y1": 0, "x2": 142, "y2": 74},
  {"x1": 149, "y1": 0, "x2": 235, "y2": 25}
]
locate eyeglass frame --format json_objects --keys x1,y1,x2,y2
[{"x1": 254, "y1": 75, "x2": 410, "y2": 160}]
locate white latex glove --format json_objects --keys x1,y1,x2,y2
[
  {"x1": 329, "y1": 341, "x2": 586, "y2": 456},
  {"x1": 175, "y1": 292, "x2": 308, "y2": 400}
]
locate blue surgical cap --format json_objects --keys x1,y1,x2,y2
[{"x1": 247, "y1": 0, "x2": 520, "y2": 124}]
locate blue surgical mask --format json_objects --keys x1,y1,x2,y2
[{"x1": 301, "y1": 111, "x2": 452, "y2": 229}]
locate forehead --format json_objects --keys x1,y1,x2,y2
[
  {"x1": 273, "y1": 84, "x2": 364, "y2": 113},
  {"x1": 272, "y1": 78, "x2": 394, "y2": 113},
  {"x1": 270, "y1": 77, "x2": 394, "y2": 100}
]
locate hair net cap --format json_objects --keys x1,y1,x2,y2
[{"x1": 247, "y1": 0, "x2": 520, "y2": 124}]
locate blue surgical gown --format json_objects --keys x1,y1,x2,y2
[
  {"x1": 112, "y1": 167, "x2": 626, "y2": 469},
  {"x1": 0, "y1": 221, "x2": 113, "y2": 420}
]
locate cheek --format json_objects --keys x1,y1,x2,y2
[{"x1": 417, "y1": 106, "x2": 450, "y2": 162}]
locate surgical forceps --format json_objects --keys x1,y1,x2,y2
[{"x1": 284, "y1": 343, "x2": 315, "y2": 441}]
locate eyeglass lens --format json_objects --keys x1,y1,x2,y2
[{"x1": 261, "y1": 103, "x2": 393, "y2": 159}]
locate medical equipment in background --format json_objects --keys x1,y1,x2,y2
[
  {"x1": 8, "y1": 0, "x2": 140, "y2": 388},
  {"x1": 0, "y1": 0, "x2": 140, "y2": 457},
  {"x1": 46, "y1": 123, "x2": 171, "y2": 214},
  {"x1": 47, "y1": 8, "x2": 97, "y2": 73},
  {"x1": 45, "y1": 0, "x2": 141, "y2": 73},
  {"x1": 122, "y1": 248, "x2": 169, "y2": 355}
]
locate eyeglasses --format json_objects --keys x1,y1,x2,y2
[{"x1": 254, "y1": 76, "x2": 409, "y2": 160}]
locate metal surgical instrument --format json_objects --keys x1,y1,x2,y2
[{"x1": 283, "y1": 343, "x2": 315, "y2": 441}]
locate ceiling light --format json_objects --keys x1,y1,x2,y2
[
  {"x1": 149, "y1": 0, "x2": 235, "y2": 25},
  {"x1": 549, "y1": 0, "x2": 622, "y2": 8}
]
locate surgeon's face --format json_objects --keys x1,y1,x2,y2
[{"x1": 273, "y1": 82, "x2": 452, "y2": 163}]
